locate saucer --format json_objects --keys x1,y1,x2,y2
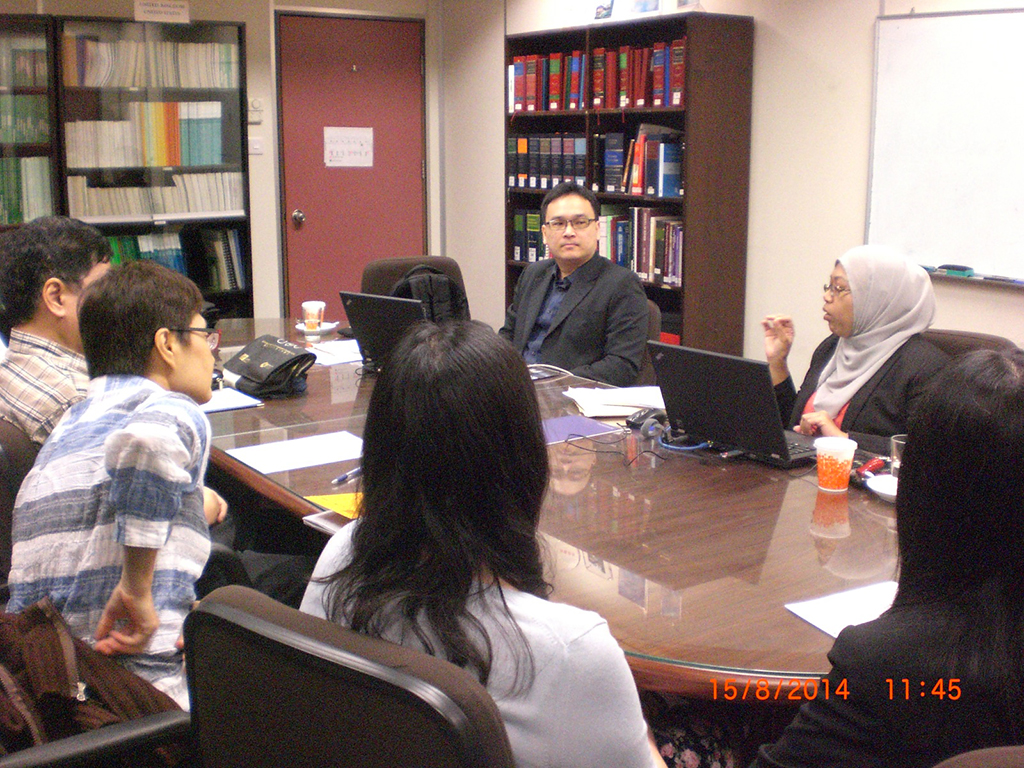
[
  {"x1": 295, "y1": 321, "x2": 339, "y2": 337},
  {"x1": 866, "y1": 473, "x2": 898, "y2": 503}
]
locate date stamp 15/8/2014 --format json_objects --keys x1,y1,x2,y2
[{"x1": 709, "y1": 678, "x2": 963, "y2": 702}]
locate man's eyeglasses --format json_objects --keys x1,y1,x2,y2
[
  {"x1": 823, "y1": 283, "x2": 852, "y2": 298},
  {"x1": 543, "y1": 216, "x2": 598, "y2": 233},
  {"x1": 169, "y1": 327, "x2": 221, "y2": 352}
]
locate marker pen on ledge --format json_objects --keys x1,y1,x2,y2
[{"x1": 331, "y1": 467, "x2": 363, "y2": 485}]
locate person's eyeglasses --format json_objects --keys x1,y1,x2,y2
[
  {"x1": 823, "y1": 283, "x2": 852, "y2": 298},
  {"x1": 543, "y1": 216, "x2": 598, "y2": 233},
  {"x1": 169, "y1": 327, "x2": 221, "y2": 352}
]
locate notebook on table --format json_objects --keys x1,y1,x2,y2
[
  {"x1": 339, "y1": 291, "x2": 426, "y2": 373},
  {"x1": 648, "y1": 341, "x2": 818, "y2": 468}
]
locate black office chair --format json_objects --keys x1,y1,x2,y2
[
  {"x1": 361, "y1": 255, "x2": 470, "y2": 320},
  {"x1": 0, "y1": 711, "x2": 193, "y2": 768},
  {"x1": 922, "y1": 328, "x2": 1018, "y2": 358},
  {"x1": 635, "y1": 299, "x2": 663, "y2": 386},
  {"x1": 0, "y1": 420, "x2": 39, "y2": 600},
  {"x1": 184, "y1": 585, "x2": 515, "y2": 768}
]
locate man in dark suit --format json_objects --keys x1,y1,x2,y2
[{"x1": 499, "y1": 182, "x2": 648, "y2": 386}]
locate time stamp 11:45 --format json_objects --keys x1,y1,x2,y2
[{"x1": 709, "y1": 678, "x2": 962, "y2": 701}]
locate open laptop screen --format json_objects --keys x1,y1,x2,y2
[
  {"x1": 339, "y1": 291, "x2": 426, "y2": 372},
  {"x1": 648, "y1": 341, "x2": 814, "y2": 466}
]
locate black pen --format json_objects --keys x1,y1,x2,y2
[{"x1": 331, "y1": 467, "x2": 362, "y2": 485}]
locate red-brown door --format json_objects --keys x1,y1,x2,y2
[{"x1": 277, "y1": 14, "x2": 426, "y2": 323}]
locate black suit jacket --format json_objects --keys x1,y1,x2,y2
[
  {"x1": 753, "y1": 604, "x2": 1020, "y2": 768},
  {"x1": 498, "y1": 255, "x2": 648, "y2": 387},
  {"x1": 775, "y1": 334, "x2": 948, "y2": 454}
]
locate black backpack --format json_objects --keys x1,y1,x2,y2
[{"x1": 390, "y1": 265, "x2": 470, "y2": 323}]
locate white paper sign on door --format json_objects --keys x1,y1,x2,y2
[{"x1": 324, "y1": 127, "x2": 373, "y2": 168}]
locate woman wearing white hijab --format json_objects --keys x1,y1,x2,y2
[{"x1": 762, "y1": 245, "x2": 948, "y2": 455}]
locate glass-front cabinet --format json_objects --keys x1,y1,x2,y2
[
  {"x1": 0, "y1": 16, "x2": 56, "y2": 225},
  {"x1": 58, "y1": 18, "x2": 251, "y2": 316}
]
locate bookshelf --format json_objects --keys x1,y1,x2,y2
[
  {"x1": 0, "y1": 16, "x2": 57, "y2": 227},
  {"x1": 505, "y1": 13, "x2": 753, "y2": 354},
  {"x1": 55, "y1": 16, "x2": 252, "y2": 318}
]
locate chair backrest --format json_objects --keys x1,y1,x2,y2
[
  {"x1": 922, "y1": 328, "x2": 1018, "y2": 358},
  {"x1": 635, "y1": 300, "x2": 663, "y2": 385},
  {"x1": 0, "y1": 420, "x2": 39, "y2": 586},
  {"x1": 184, "y1": 585, "x2": 515, "y2": 768},
  {"x1": 361, "y1": 256, "x2": 469, "y2": 319},
  {"x1": 933, "y1": 746, "x2": 1024, "y2": 768}
]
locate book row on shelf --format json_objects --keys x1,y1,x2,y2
[
  {"x1": 507, "y1": 132, "x2": 586, "y2": 191},
  {"x1": 106, "y1": 227, "x2": 245, "y2": 291},
  {"x1": 67, "y1": 170, "x2": 243, "y2": 218},
  {"x1": 62, "y1": 35, "x2": 239, "y2": 90},
  {"x1": 199, "y1": 227, "x2": 245, "y2": 291},
  {"x1": 598, "y1": 125, "x2": 684, "y2": 197},
  {"x1": 0, "y1": 35, "x2": 47, "y2": 88},
  {"x1": 65, "y1": 101, "x2": 223, "y2": 169},
  {"x1": 507, "y1": 125, "x2": 684, "y2": 199},
  {"x1": 512, "y1": 204, "x2": 683, "y2": 288},
  {"x1": 509, "y1": 37, "x2": 686, "y2": 114},
  {"x1": 0, "y1": 156, "x2": 53, "y2": 225},
  {"x1": 0, "y1": 94, "x2": 49, "y2": 144}
]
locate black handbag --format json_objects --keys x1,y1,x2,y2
[{"x1": 222, "y1": 334, "x2": 315, "y2": 399}]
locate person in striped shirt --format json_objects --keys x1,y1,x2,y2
[{"x1": 7, "y1": 260, "x2": 224, "y2": 710}]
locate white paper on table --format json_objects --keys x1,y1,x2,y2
[
  {"x1": 226, "y1": 430, "x2": 363, "y2": 474},
  {"x1": 200, "y1": 387, "x2": 263, "y2": 413},
  {"x1": 309, "y1": 339, "x2": 363, "y2": 366},
  {"x1": 563, "y1": 385, "x2": 665, "y2": 418},
  {"x1": 786, "y1": 581, "x2": 898, "y2": 638}
]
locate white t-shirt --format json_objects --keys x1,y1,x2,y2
[{"x1": 301, "y1": 522, "x2": 656, "y2": 768}]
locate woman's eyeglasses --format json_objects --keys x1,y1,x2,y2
[{"x1": 823, "y1": 283, "x2": 851, "y2": 297}]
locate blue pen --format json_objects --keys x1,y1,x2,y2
[{"x1": 331, "y1": 466, "x2": 363, "y2": 485}]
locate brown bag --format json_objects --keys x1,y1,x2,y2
[{"x1": 0, "y1": 597, "x2": 190, "y2": 765}]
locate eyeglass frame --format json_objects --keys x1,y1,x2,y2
[
  {"x1": 168, "y1": 327, "x2": 221, "y2": 352},
  {"x1": 542, "y1": 216, "x2": 599, "y2": 234},
  {"x1": 822, "y1": 282, "x2": 852, "y2": 298}
]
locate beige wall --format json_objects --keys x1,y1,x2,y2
[
  {"x1": 507, "y1": 0, "x2": 1024, "y2": 377},
  {"x1": 25, "y1": 0, "x2": 1024, "y2": 368}
]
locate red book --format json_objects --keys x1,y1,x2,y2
[
  {"x1": 669, "y1": 37, "x2": 687, "y2": 108},
  {"x1": 635, "y1": 47, "x2": 652, "y2": 107},
  {"x1": 605, "y1": 49, "x2": 618, "y2": 108},
  {"x1": 591, "y1": 48, "x2": 605, "y2": 108},
  {"x1": 629, "y1": 133, "x2": 646, "y2": 195},
  {"x1": 525, "y1": 54, "x2": 539, "y2": 111},
  {"x1": 618, "y1": 46, "x2": 631, "y2": 108},
  {"x1": 548, "y1": 52, "x2": 564, "y2": 110},
  {"x1": 651, "y1": 42, "x2": 667, "y2": 107}
]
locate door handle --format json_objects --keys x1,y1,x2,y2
[{"x1": 292, "y1": 209, "x2": 306, "y2": 224}]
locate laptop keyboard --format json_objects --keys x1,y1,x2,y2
[{"x1": 788, "y1": 439, "x2": 817, "y2": 459}]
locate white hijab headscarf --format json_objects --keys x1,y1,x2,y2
[{"x1": 813, "y1": 245, "x2": 936, "y2": 417}]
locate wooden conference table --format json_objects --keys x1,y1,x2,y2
[{"x1": 206, "y1": 319, "x2": 897, "y2": 699}]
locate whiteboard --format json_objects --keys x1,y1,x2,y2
[{"x1": 868, "y1": 10, "x2": 1024, "y2": 282}]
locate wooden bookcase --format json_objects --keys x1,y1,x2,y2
[
  {"x1": 0, "y1": 13, "x2": 252, "y2": 319},
  {"x1": 505, "y1": 12, "x2": 753, "y2": 354},
  {"x1": 0, "y1": 15, "x2": 58, "y2": 226}
]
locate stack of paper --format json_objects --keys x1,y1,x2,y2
[{"x1": 563, "y1": 385, "x2": 664, "y2": 418}]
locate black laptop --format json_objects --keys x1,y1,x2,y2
[
  {"x1": 339, "y1": 291, "x2": 426, "y2": 372},
  {"x1": 648, "y1": 341, "x2": 818, "y2": 468}
]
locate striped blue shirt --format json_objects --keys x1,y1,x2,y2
[{"x1": 8, "y1": 375, "x2": 212, "y2": 709}]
